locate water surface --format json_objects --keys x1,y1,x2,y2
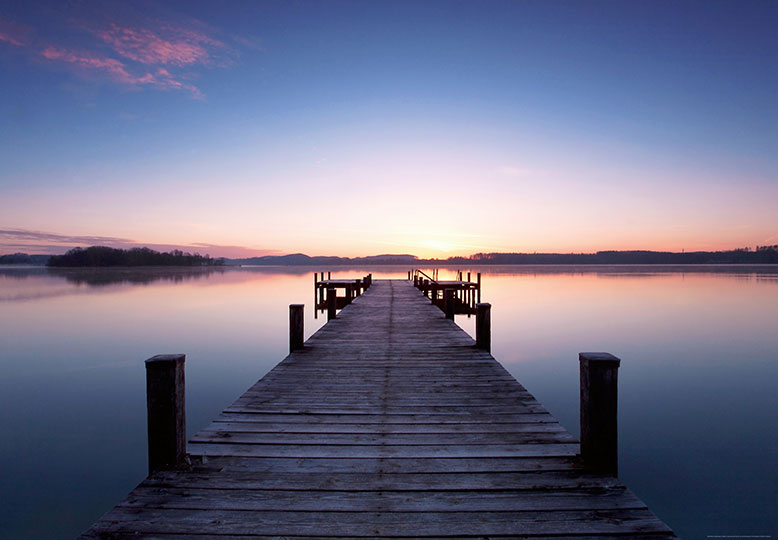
[{"x1": 0, "y1": 265, "x2": 776, "y2": 538}]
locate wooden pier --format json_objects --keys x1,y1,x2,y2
[
  {"x1": 412, "y1": 269, "x2": 481, "y2": 317},
  {"x1": 314, "y1": 272, "x2": 372, "y2": 316},
  {"x1": 81, "y1": 279, "x2": 675, "y2": 538}
]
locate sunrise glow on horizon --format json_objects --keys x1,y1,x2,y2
[{"x1": 2, "y1": 1, "x2": 777, "y2": 259}]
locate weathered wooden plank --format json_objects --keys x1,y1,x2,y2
[
  {"x1": 82, "y1": 534, "x2": 676, "y2": 540},
  {"x1": 215, "y1": 412, "x2": 558, "y2": 424},
  {"x1": 186, "y1": 441, "x2": 581, "y2": 458},
  {"x1": 121, "y1": 486, "x2": 646, "y2": 512},
  {"x1": 85, "y1": 508, "x2": 674, "y2": 536},
  {"x1": 143, "y1": 469, "x2": 623, "y2": 491},
  {"x1": 205, "y1": 420, "x2": 566, "y2": 433},
  {"x1": 187, "y1": 455, "x2": 584, "y2": 473},
  {"x1": 189, "y1": 431, "x2": 577, "y2": 445}
]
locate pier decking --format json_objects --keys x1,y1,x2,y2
[{"x1": 81, "y1": 279, "x2": 674, "y2": 538}]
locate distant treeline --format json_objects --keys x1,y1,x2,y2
[
  {"x1": 47, "y1": 247, "x2": 225, "y2": 267},
  {"x1": 0, "y1": 253, "x2": 51, "y2": 265},
  {"x1": 446, "y1": 246, "x2": 778, "y2": 265}
]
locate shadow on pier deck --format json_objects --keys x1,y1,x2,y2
[{"x1": 80, "y1": 279, "x2": 675, "y2": 539}]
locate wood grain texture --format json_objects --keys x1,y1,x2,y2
[{"x1": 80, "y1": 279, "x2": 675, "y2": 539}]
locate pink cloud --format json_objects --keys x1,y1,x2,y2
[
  {"x1": 39, "y1": 45, "x2": 203, "y2": 99},
  {"x1": 92, "y1": 22, "x2": 227, "y2": 67},
  {"x1": 2, "y1": 14, "x2": 230, "y2": 99},
  {"x1": 0, "y1": 31, "x2": 24, "y2": 47},
  {"x1": 0, "y1": 19, "x2": 30, "y2": 47},
  {"x1": 41, "y1": 46, "x2": 135, "y2": 83}
]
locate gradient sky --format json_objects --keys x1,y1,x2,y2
[{"x1": 1, "y1": 0, "x2": 777, "y2": 258}]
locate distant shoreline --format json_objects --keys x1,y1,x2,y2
[{"x1": 2, "y1": 245, "x2": 777, "y2": 266}]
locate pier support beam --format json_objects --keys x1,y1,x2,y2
[
  {"x1": 444, "y1": 289, "x2": 455, "y2": 320},
  {"x1": 289, "y1": 304, "x2": 304, "y2": 352},
  {"x1": 475, "y1": 303, "x2": 491, "y2": 352},
  {"x1": 327, "y1": 288, "x2": 337, "y2": 320},
  {"x1": 579, "y1": 352, "x2": 621, "y2": 476},
  {"x1": 345, "y1": 284, "x2": 353, "y2": 304},
  {"x1": 145, "y1": 354, "x2": 186, "y2": 475}
]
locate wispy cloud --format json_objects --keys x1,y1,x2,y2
[
  {"x1": 0, "y1": 228, "x2": 134, "y2": 246},
  {"x1": 232, "y1": 35, "x2": 263, "y2": 51},
  {"x1": 0, "y1": 18, "x2": 30, "y2": 47},
  {"x1": 0, "y1": 12, "x2": 237, "y2": 99},
  {"x1": 91, "y1": 22, "x2": 227, "y2": 67},
  {"x1": 0, "y1": 228, "x2": 277, "y2": 258}
]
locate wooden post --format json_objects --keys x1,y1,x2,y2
[
  {"x1": 579, "y1": 352, "x2": 621, "y2": 476},
  {"x1": 408, "y1": 270, "x2": 411, "y2": 280},
  {"x1": 327, "y1": 271, "x2": 331, "y2": 280},
  {"x1": 355, "y1": 279, "x2": 361, "y2": 296},
  {"x1": 327, "y1": 288, "x2": 336, "y2": 320},
  {"x1": 430, "y1": 283, "x2": 437, "y2": 306},
  {"x1": 314, "y1": 273, "x2": 320, "y2": 313},
  {"x1": 475, "y1": 303, "x2": 491, "y2": 352},
  {"x1": 345, "y1": 284, "x2": 353, "y2": 304},
  {"x1": 145, "y1": 354, "x2": 186, "y2": 475},
  {"x1": 444, "y1": 289, "x2": 455, "y2": 320},
  {"x1": 467, "y1": 271, "x2": 471, "y2": 282},
  {"x1": 477, "y1": 272, "x2": 482, "y2": 303},
  {"x1": 289, "y1": 304, "x2": 304, "y2": 353},
  {"x1": 422, "y1": 279, "x2": 429, "y2": 297},
  {"x1": 320, "y1": 272, "x2": 324, "y2": 281}
]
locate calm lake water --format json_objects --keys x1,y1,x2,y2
[{"x1": 0, "y1": 265, "x2": 776, "y2": 539}]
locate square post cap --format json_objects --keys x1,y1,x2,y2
[
  {"x1": 145, "y1": 354, "x2": 186, "y2": 367},
  {"x1": 579, "y1": 352, "x2": 621, "y2": 367}
]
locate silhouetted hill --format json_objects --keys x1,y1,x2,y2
[
  {"x1": 229, "y1": 254, "x2": 419, "y2": 266},
  {"x1": 227, "y1": 247, "x2": 778, "y2": 265}
]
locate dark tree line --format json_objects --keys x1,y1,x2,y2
[
  {"x1": 47, "y1": 246, "x2": 224, "y2": 267},
  {"x1": 452, "y1": 247, "x2": 778, "y2": 265},
  {"x1": 0, "y1": 253, "x2": 51, "y2": 264}
]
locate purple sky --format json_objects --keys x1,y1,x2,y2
[{"x1": 2, "y1": 1, "x2": 777, "y2": 257}]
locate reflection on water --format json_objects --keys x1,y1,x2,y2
[{"x1": 0, "y1": 265, "x2": 776, "y2": 538}]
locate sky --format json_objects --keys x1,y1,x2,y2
[{"x1": 1, "y1": 0, "x2": 777, "y2": 258}]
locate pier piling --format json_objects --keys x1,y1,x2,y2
[
  {"x1": 327, "y1": 288, "x2": 336, "y2": 320},
  {"x1": 144, "y1": 354, "x2": 186, "y2": 475},
  {"x1": 476, "y1": 303, "x2": 491, "y2": 352},
  {"x1": 289, "y1": 304, "x2": 304, "y2": 353},
  {"x1": 444, "y1": 289, "x2": 455, "y2": 320},
  {"x1": 579, "y1": 352, "x2": 621, "y2": 476}
]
